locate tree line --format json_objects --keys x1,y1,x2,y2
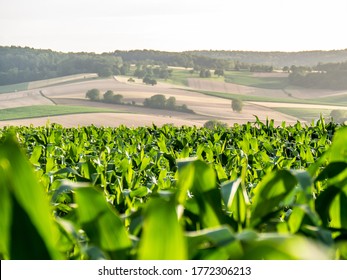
[
  {"x1": 0, "y1": 46, "x2": 125, "y2": 85},
  {"x1": 85, "y1": 88, "x2": 193, "y2": 113},
  {"x1": 186, "y1": 50, "x2": 347, "y2": 68},
  {"x1": 1, "y1": 46, "x2": 347, "y2": 90}
]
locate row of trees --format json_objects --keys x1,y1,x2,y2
[
  {"x1": 85, "y1": 90, "x2": 193, "y2": 113},
  {"x1": 133, "y1": 64, "x2": 170, "y2": 85},
  {"x1": 133, "y1": 64, "x2": 172, "y2": 79},
  {"x1": 186, "y1": 49, "x2": 347, "y2": 68},
  {"x1": 198, "y1": 69, "x2": 224, "y2": 78},
  {"x1": 250, "y1": 64, "x2": 273, "y2": 72},
  {"x1": 85, "y1": 89, "x2": 123, "y2": 104},
  {"x1": 143, "y1": 94, "x2": 193, "y2": 113},
  {"x1": 0, "y1": 46, "x2": 126, "y2": 85},
  {"x1": 115, "y1": 49, "x2": 347, "y2": 70}
]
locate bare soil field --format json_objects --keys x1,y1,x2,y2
[
  {"x1": 0, "y1": 90, "x2": 54, "y2": 109},
  {"x1": 0, "y1": 113, "x2": 203, "y2": 128},
  {"x1": 0, "y1": 75, "x2": 339, "y2": 128},
  {"x1": 28, "y1": 73, "x2": 98, "y2": 90}
]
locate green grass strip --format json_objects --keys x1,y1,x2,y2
[
  {"x1": 0, "y1": 105, "x2": 117, "y2": 121},
  {"x1": 186, "y1": 89, "x2": 347, "y2": 107},
  {"x1": 0, "y1": 82, "x2": 29, "y2": 94},
  {"x1": 224, "y1": 70, "x2": 289, "y2": 89}
]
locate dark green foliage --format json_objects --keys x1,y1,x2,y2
[
  {"x1": 143, "y1": 94, "x2": 166, "y2": 108},
  {"x1": 143, "y1": 76, "x2": 157, "y2": 85},
  {"x1": 143, "y1": 94, "x2": 192, "y2": 113},
  {"x1": 165, "y1": 96, "x2": 176, "y2": 110},
  {"x1": 231, "y1": 98, "x2": 243, "y2": 112},
  {"x1": 199, "y1": 69, "x2": 211, "y2": 78},
  {"x1": 214, "y1": 69, "x2": 224, "y2": 76},
  {"x1": 0, "y1": 46, "x2": 123, "y2": 86},
  {"x1": 1, "y1": 120, "x2": 347, "y2": 260},
  {"x1": 103, "y1": 90, "x2": 123, "y2": 104},
  {"x1": 85, "y1": 89, "x2": 100, "y2": 101},
  {"x1": 250, "y1": 64, "x2": 273, "y2": 72},
  {"x1": 103, "y1": 90, "x2": 114, "y2": 101}
]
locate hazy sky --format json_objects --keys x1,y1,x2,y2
[{"x1": 1, "y1": 0, "x2": 346, "y2": 53}]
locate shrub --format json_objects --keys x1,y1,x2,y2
[
  {"x1": 143, "y1": 76, "x2": 157, "y2": 85},
  {"x1": 330, "y1": 109, "x2": 347, "y2": 123},
  {"x1": 203, "y1": 120, "x2": 228, "y2": 129},
  {"x1": 231, "y1": 98, "x2": 243, "y2": 112}
]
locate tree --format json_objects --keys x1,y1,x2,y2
[
  {"x1": 149, "y1": 79, "x2": 157, "y2": 86},
  {"x1": 134, "y1": 67, "x2": 146, "y2": 78},
  {"x1": 103, "y1": 90, "x2": 114, "y2": 101},
  {"x1": 283, "y1": 66, "x2": 290, "y2": 73},
  {"x1": 166, "y1": 96, "x2": 176, "y2": 110},
  {"x1": 231, "y1": 98, "x2": 243, "y2": 112},
  {"x1": 199, "y1": 69, "x2": 211, "y2": 78},
  {"x1": 214, "y1": 69, "x2": 224, "y2": 77},
  {"x1": 143, "y1": 76, "x2": 157, "y2": 85},
  {"x1": 120, "y1": 63, "x2": 130, "y2": 75},
  {"x1": 143, "y1": 94, "x2": 166, "y2": 109},
  {"x1": 97, "y1": 66, "x2": 113, "y2": 77},
  {"x1": 112, "y1": 94, "x2": 123, "y2": 104},
  {"x1": 86, "y1": 89, "x2": 100, "y2": 101}
]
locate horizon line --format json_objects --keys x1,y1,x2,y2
[{"x1": 2, "y1": 44, "x2": 347, "y2": 55}]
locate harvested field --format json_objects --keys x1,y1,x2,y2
[
  {"x1": 1, "y1": 75, "x2": 342, "y2": 128},
  {"x1": 0, "y1": 90, "x2": 54, "y2": 109},
  {"x1": 27, "y1": 73, "x2": 98, "y2": 90},
  {"x1": 0, "y1": 113, "x2": 202, "y2": 128}
]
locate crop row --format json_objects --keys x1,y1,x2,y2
[{"x1": 0, "y1": 118, "x2": 346, "y2": 259}]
